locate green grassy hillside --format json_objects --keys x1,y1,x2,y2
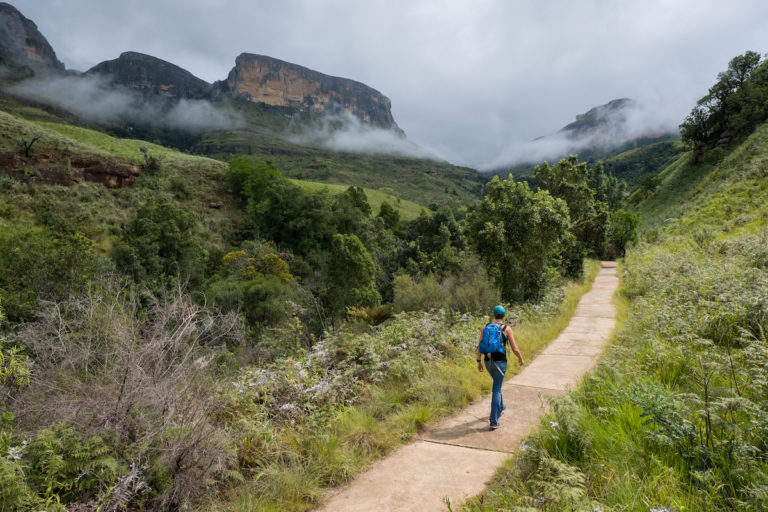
[
  {"x1": 291, "y1": 179, "x2": 426, "y2": 221},
  {"x1": 0, "y1": 109, "x2": 427, "y2": 239},
  {"x1": 489, "y1": 135, "x2": 678, "y2": 181},
  {"x1": 603, "y1": 139, "x2": 682, "y2": 187},
  {"x1": 194, "y1": 129, "x2": 484, "y2": 207},
  {"x1": 0, "y1": 90, "x2": 485, "y2": 209},
  {"x1": 465, "y1": 123, "x2": 768, "y2": 512}
]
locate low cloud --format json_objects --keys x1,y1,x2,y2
[
  {"x1": 286, "y1": 112, "x2": 444, "y2": 160},
  {"x1": 6, "y1": 73, "x2": 242, "y2": 132},
  {"x1": 483, "y1": 99, "x2": 682, "y2": 171}
]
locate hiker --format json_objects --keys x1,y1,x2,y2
[{"x1": 476, "y1": 305, "x2": 524, "y2": 430}]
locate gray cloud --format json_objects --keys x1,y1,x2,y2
[
  {"x1": 10, "y1": 0, "x2": 768, "y2": 168},
  {"x1": 6, "y1": 73, "x2": 242, "y2": 132},
  {"x1": 286, "y1": 112, "x2": 443, "y2": 160},
  {"x1": 485, "y1": 98, "x2": 685, "y2": 170}
]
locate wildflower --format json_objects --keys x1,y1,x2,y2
[
  {"x1": 305, "y1": 380, "x2": 333, "y2": 399},
  {"x1": 550, "y1": 421, "x2": 559, "y2": 429},
  {"x1": 7, "y1": 444, "x2": 24, "y2": 461}
]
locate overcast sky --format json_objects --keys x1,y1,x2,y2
[{"x1": 11, "y1": 0, "x2": 768, "y2": 168}]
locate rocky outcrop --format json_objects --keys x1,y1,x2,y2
[
  {"x1": 0, "y1": 2, "x2": 64, "y2": 76},
  {"x1": 218, "y1": 53, "x2": 403, "y2": 133},
  {"x1": 87, "y1": 51, "x2": 212, "y2": 99},
  {"x1": 0, "y1": 152, "x2": 140, "y2": 188},
  {"x1": 2, "y1": 3, "x2": 405, "y2": 135},
  {"x1": 560, "y1": 98, "x2": 637, "y2": 140}
]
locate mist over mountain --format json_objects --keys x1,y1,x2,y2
[
  {"x1": 286, "y1": 111, "x2": 441, "y2": 159},
  {"x1": 486, "y1": 98, "x2": 679, "y2": 172},
  {"x1": 7, "y1": 72, "x2": 242, "y2": 132},
  {"x1": 0, "y1": 3, "x2": 416, "y2": 159}
]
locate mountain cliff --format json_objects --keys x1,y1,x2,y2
[
  {"x1": 1, "y1": 3, "x2": 404, "y2": 137},
  {"x1": 217, "y1": 53, "x2": 403, "y2": 134},
  {"x1": 0, "y1": 2, "x2": 64, "y2": 76},
  {"x1": 87, "y1": 51, "x2": 212, "y2": 99}
]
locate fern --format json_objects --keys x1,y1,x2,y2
[
  {"x1": 24, "y1": 422, "x2": 123, "y2": 504},
  {"x1": 97, "y1": 462, "x2": 149, "y2": 512}
]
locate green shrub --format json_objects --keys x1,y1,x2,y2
[
  {"x1": 24, "y1": 422, "x2": 121, "y2": 504},
  {"x1": 0, "y1": 457, "x2": 37, "y2": 512},
  {"x1": 168, "y1": 174, "x2": 190, "y2": 199},
  {"x1": 0, "y1": 229, "x2": 102, "y2": 322},
  {"x1": 110, "y1": 196, "x2": 203, "y2": 286},
  {"x1": 393, "y1": 255, "x2": 500, "y2": 313}
]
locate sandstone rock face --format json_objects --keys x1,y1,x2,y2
[
  {"x1": 87, "y1": 51, "x2": 212, "y2": 99},
  {"x1": 0, "y1": 2, "x2": 65, "y2": 75},
  {"x1": 0, "y1": 152, "x2": 140, "y2": 188},
  {"x1": 220, "y1": 53, "x2": 403, "y2": 133}
]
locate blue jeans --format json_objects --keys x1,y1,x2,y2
[{"x1": 484, "y1": 359, "x2": 507, "y2": 425}]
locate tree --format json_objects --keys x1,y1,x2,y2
[
  {"x1": 377, "y1": 201, "x2": 401, "y2": 233},
  {"x1": 18, "y1": 131, "x2": 44, "y2": 158},
  {"x1": 680, "y1": 51, "x2": 765, "y2": 157},
  {"x1": 139, "y1": 145, "x2": 159, "y2": 171},
  {"x1": 466, "y1": 176, "x2": 572, "y2": 303},
  {"x1": 226, "y1": 156, "x2": 284, "y2": 201},
  {"x1": 606, "y1": 210, "x2": 639, "y2": 257},
  {"x1": 534, "y1": 156, "x2": 608, "y2": 275},
  {"x1": 635, "y1": 174, "x2": 661, "y2": 197},
  {"x1": 326, "y1": 234, "x2": 381, "y2": 319},
  {"x1": 333, "y1": 186, "x2": 372, "y2": 235},
  {"x1": 213, "y1": 245, "x2": 303, "y2": 332},
  {"x1": 111, "y1": 197, "x2": 202, "y2": 285},
  {"x1": 587, "y1": 161, "x2": 625, "y2": 208}
]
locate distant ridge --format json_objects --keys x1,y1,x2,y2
[
  {"x1": 0, "y1": 2, "x2": 64, "y2": 76},
  {"x1": 87, "y1": 51, "x2": 212, "y2": 100},
  {"x1": 0, "y1": 2, "x2": 402, "y2": 133},
  {"x1": 488, "y1": 98, "x2": 678, "y2": 177}
]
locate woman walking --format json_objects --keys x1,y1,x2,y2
[{"x1": 476, "y1": 305, "x2": 525, "y2": 430}]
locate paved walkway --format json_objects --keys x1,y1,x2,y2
[{"x1": 317, "y1": 262, "x2": 619, "y2": 512}]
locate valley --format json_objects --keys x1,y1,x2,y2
[{"x1": 1, "y1": 2, "x2": 767, "y2": 512}]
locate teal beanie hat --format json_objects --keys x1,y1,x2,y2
[{"x1": 492, "y1": 305, "x2": 506, "y2": 317}]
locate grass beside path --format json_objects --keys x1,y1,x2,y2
[
  {"x1": 211, "y1": 260, "x2": 603, "y2": 512},
  {"x1": 509, "y1": 259, "x2": 603, "y2": 376}
]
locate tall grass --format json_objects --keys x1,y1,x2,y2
[{"x1": 204, "y1": 262, "x2": 602, "y2": 512}]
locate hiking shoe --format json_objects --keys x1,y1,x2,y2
[{"x1": 490, "y1": 423, "x2": 501, "y2": 430}]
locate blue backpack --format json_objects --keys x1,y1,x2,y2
[{"x1": 478, "y1": 323, "x2": 507, "y2": 355}]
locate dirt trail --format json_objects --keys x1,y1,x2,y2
[{"x1": 316, "y1": 262, "x2": 619, "y2": 512}]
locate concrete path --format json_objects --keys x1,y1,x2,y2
[{"x1": 317, "y1": 262, "x2": 619, "y2": 512}]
